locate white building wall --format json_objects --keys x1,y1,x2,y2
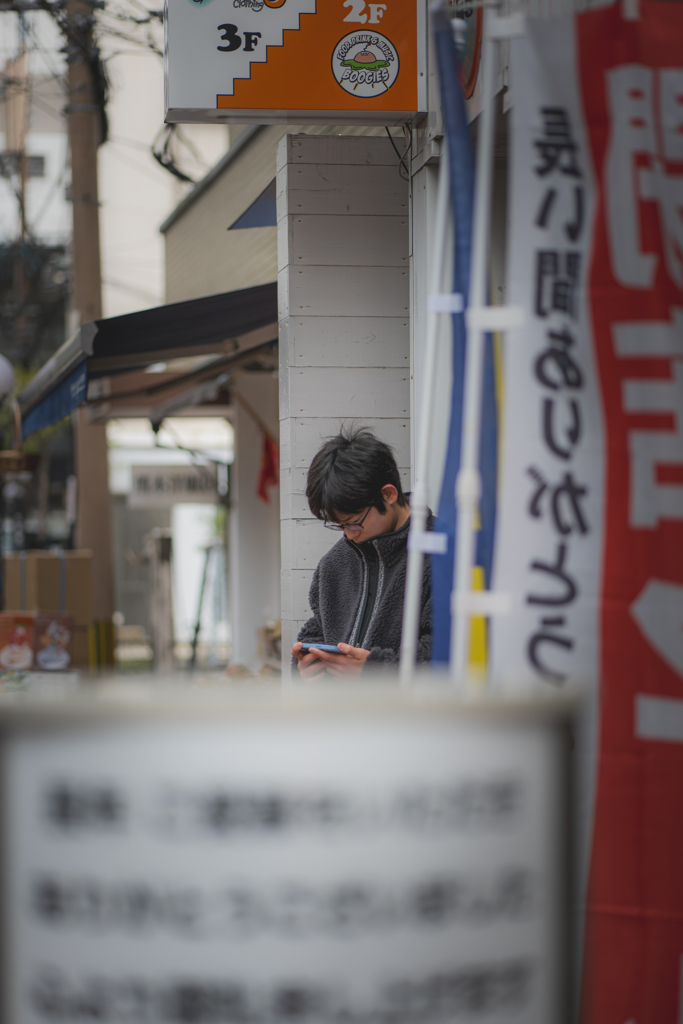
[
  {"x1": 0, "y1": 75, "x2": 71, "y2": 245},
  {"x1": 228, "y1": 371, "x2": 280, "y2": 669},
  {"x1": 0, "y1": 128, "x2": 70, "y2": 245},
  {"x1": 277, "y1": 134, "x2": 410, "y2": 676},
  {"x1": 163, "y1": 125, "x2": 406, "y2": 303},
  {"x1": 0, "y1": 17, "x2": 70, "y2": 246}
]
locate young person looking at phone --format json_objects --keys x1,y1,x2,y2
[{"x1": 291, "y1": 426, "x2": 433, "y2": 679}]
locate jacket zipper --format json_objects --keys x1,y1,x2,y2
[
  {"x1": 348, "y1": 547, "x2": 368, "y2": 647},
  {"x1": 359, "y1": 541, "x2": 385, "y2": 648}
]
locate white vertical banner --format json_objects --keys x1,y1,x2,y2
[{"x1": 489, "y1": 19, "x2": 604, "y2": 693}]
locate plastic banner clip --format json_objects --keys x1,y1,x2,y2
[
  {"x1": 488, "y1": 13, "x2": 526, "y2": 39},
  {"x1": 466, "y1": 306, "x2": 525, "y2": 331},
  {"x1": 452, "y1": 591, "x2": 512, "y2": 616},
  {"x1": 408, "y1": 531, "x2": 448, "y2": 555},
  {"x1": 428, "y1": 293, "x2": 464, "y2": 314}
]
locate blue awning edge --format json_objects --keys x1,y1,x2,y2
[
  {"x1": 228, "y1": 179, "x2": 276, "y2": 230},
  {"x1": 17, "y1": 321, "x2": 96, "y2": 438},
  {"x1": 22, "y1": 360, "x2": 88, "y2": 439}
]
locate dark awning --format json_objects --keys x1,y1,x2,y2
[{"x1": 18, "y1": 283, "x2": 278, "y2": 438}]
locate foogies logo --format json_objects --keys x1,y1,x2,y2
[{"x1": 332, "y1": 31, "x2": 399, "y2": 97}]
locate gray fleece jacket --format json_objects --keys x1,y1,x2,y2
[{"x1": 296, "y1": 513, "x2": 434, "y2": 668}]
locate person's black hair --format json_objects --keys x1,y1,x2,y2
[{"x1": 306, "y1": 425, "x2": 408, "y2": 522}]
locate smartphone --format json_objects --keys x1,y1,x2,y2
[{"x1": 298, "y1": 643, "x2": 341, "y2": 653}]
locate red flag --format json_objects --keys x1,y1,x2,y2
[{"x1": 257, "y1": 433, "x2": 279, "y2": 503}]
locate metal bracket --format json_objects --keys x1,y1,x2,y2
[
  {"x1": 408, "y1": 531, "x2": 448, "y2": 555},
  {"x1": 488, "y1": 13, "x2": 526, "y2": 39}
]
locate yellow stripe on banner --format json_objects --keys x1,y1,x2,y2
[
  {"x1": 493, "y1": 330, "x2": 504, "y2": 424},
  {"x1": 468, "y1": 565, "x2": 488, "y2": 680},
  {"x1": 98, "y1": 619, "x2": 108, "y2": 668}
]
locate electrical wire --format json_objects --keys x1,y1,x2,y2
[
  {"x1": 384, "y1": 125, "x2": 412, "y2": 181},
  {"x1": 105, "y1": 139, "x2": 176, "y2": 185},
  {"x1": 152, "y1": 123, "x2": 197, "y2": 185},
  {"x1": 22, "y1": 15, "x2": 69, "y2": 85}
]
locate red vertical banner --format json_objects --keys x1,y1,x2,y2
[
  {"x1": 503, "y1": 4, "x2": 683, "y2": 1018},
  {"x1": 577, "y1": 4, "x2": 683, "y2": 1021}
]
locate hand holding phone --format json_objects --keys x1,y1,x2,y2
[
  {"x1": 292, "y1": 641, "x2": 370, "y2": 679},
  {"x1": 291, "y1": 640, "x2": 334, "y2": 680},
  {"x1": 299, "y1": 642, "x2": 341, "y2": 653}
]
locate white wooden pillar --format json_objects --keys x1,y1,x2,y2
[
  {"x1": 409, "y1": 153, "x2": 454, "y2": 508},
  {"x1": 277, "y1": 134, "x2": 410, "y2": 677},
  {"x1": 229, "y1": 372, "x2": 280, "y2": 669}
]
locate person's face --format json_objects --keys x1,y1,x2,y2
[{"x1": 328, "y1": 485, "x2": 402, "y2": 544}]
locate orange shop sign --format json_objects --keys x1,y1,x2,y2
[{"x1": 164, "y1": 0, "x2": 426, "y2": 125}]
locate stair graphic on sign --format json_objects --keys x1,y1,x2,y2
[
  {"x1": 167, "y1": 0, "x2": 317, "y2": 108},
  {"x1": 213, "y1": 0, "x2": 317, "y2": 97}
]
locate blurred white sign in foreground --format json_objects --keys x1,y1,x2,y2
[{"x1": 4, "y1": 699, "x2": 567, "y2": 1023}]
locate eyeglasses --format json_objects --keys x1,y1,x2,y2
[{"x1": 324, "y1": 506, "x2": 372, "y2": 532}]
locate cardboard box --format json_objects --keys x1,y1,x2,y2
[
  {"x1": 3, "y1": 551, "x2": 93, "y2": 626},
  {"x1": 71, "y1": 624, "x2": 93, "y2": 669},
  {"x1": 0, "y1": 612, "x2": 75, "y2": 671}
]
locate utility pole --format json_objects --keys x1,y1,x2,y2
[{"x1": 66, "y1": 0, "x2": 115, "y2": 636}]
